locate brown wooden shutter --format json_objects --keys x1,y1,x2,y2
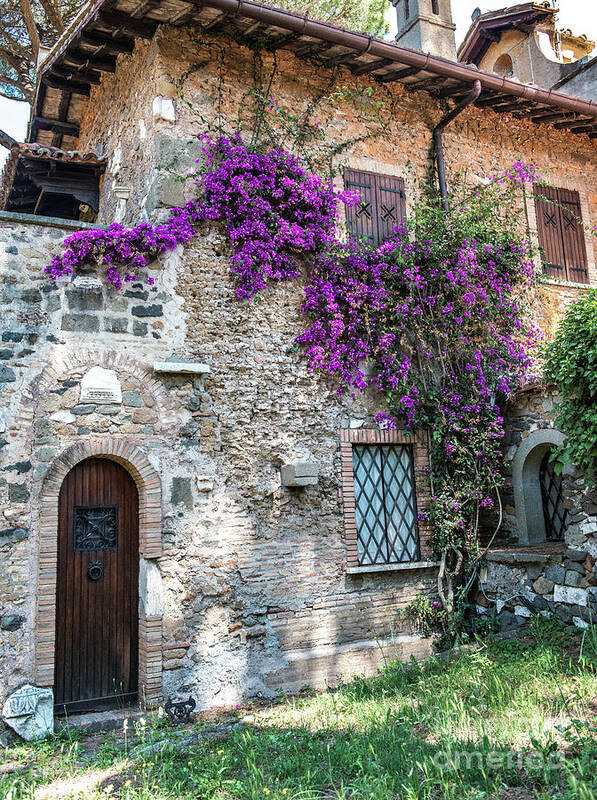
[
  {"x1": 534, "y1": 185, "x2": 567, "y2": 281},
  {"x1": 344, "y1": 169, "x2": 407, "y2": 246},
  {"x1": 534, "y1": 185, "x2": 588, "y2": 283},
  {"x1": 344, "y1": 169, "x2": 377, "y2": 244},
  {"x1": 559, "y1": 188, "x2": 588, "y2": 284},
  {"x1": 375, "y1": 174, "x2": 407, "y2": 244}
]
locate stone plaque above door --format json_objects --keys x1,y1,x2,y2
[{"x1": 80, "y1": 366, "x2": 122, "y2": 404}]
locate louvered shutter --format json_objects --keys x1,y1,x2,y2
[
  {"x1": 344, "y1": 169, "x2": 377, "y2": 244},
  {"x1": 534, "y1": 185, "x2": 588, "y2": 283},
  {"x1": 559, "y1": 189, "x2": 588, "y2": 284},
  {"x1": 534, "y1": 185, "x2": 567, "y2": 281},
  {"x1": 375, "y1": 174, "x2": 407, "y2": 243}
]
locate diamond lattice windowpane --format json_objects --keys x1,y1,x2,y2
[
  {"x1": 352, "y1": 444, "x2": 420, "y2": 565},
  {"x1": 539, "y1": 451, "x2": 568, "y2": 541},
  {"x1": 382, "y1": 446, "x2": 419, "y2": 562}
]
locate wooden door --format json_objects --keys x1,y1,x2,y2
[{"x1": 54, "y1": 458, "x2": 139, "y2": 712}]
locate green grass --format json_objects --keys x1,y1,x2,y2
[{"x1": 2, "y1": 618, "x2": 597, "y2": 800}]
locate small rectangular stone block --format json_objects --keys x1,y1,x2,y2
[
  {"x1": 153, "y1": 361, "x2": 210, "y2": 374},
  {"x1": 553, "y1": 584, "x2": 587, "y2": 606},
  {"x1": 281, "y1": 462, "x2": 319, "y2": 487},
  {"x1": 61, "y1": 314, "x2": 100, "y2": 333}
]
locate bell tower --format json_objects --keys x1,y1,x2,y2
[{"x1": 392, "y1": 0, "x2": 457, "y2": 61}]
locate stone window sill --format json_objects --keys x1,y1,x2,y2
[
  {"x1": 544, "y1": 277, "x2": 592, "y2": 290},
  {"x1": 346, "y1": 561, "x2": 438, "y2": 575}
]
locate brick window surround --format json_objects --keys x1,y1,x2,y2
[
  {"x1": 340, "y1": 428, "x2": 433, "y2": 570},
  {"x1": 35, "y1": 439, "x2": 163, "y2": 707}
]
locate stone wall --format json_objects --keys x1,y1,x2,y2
[
  {"x1": 0, "y1": 208, "x2": 435, "y2": 722},
  {"x1": 4, "y1": 25, "x2": 597, "y2": 725},
  {"x1": 477, "y1": 386, "x2": 597, "y2": 632}
]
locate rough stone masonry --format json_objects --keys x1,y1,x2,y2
[{"x1": 1, "y1": 25, "x2": 597, "y2": 729}]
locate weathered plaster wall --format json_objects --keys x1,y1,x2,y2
[
  {"x1": 0, "y1": 209, "x2": 435, "y2": 722},
  {"x1": 77, "y1": 26, "x2": 597, "y2": 341}
]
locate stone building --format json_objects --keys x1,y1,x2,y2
[
  {"x1": 1, "y1": 0, "x2": 597, "y2": 731},
  {"x1": 458, "y1": 3, "x2": 596, "y2": 100}
]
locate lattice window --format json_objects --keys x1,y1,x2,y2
[
  {"x1": 73, "y1": 505, "x2": 118, "y2": 551},
  {"x1": 352, "y1": 444, "x2": 420, "y2": 565},
  {"x1": 539, "y1": 452, "x2": 568, "y2": 541}
]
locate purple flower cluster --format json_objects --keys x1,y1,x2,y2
[
  {"x1": 296, "y1": 184, "x2": 540, "y2": 546},
  {"x1": 45, "y1": 134, "x2": 356, "y2": 297},
  {"x1": 195, "y1": 134, "x2": 356, "y2": 298},
  {"x1": 43, "y1": 131, "x2": 542, "y2": 558},
  {"x1": 44, "y1": 211, "x2": 197, "y2": 289}
]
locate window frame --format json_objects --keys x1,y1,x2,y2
[{"x1": 340, "y1": 428, "x2": 434, "y2": 573}]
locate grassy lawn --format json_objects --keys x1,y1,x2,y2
[{"x1": 2, "y1": 617, "x2": 597, "y2": 800}]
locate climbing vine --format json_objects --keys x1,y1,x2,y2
[
  {"x1": 544, "y1": 289, "x2": 597, "y2": 483},
  {"x1": 44, "y1": 63, "x2": 546, "y2": 629}
]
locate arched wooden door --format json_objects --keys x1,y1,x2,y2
[{"x1": 54, "y1": 457, "x2": 139, "y2": 712}]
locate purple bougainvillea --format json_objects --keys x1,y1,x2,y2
[
  {"x1": 44, "y1": 132, "x2": 544, "y2": 618},
  {"x1": 45, "y1": 134, "x2": 357, "y2": 295}
]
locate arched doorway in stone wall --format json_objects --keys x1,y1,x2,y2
[
  {"x1": 36, "y1": 440, "x2": 164, "y2": 711},
  {"x1": 54, "y1": 457, "x2": 139, "y2": 713},
  {"x1": 512, "y1": 429, "x2": 568, "y2": 545}
]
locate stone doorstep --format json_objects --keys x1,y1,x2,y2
[
  {"x1": 485, "y1": 549, "x2": 562, "y2": 565},
  {"x1": 56, "y1": 707, "x2": 148, "y2": 735}
]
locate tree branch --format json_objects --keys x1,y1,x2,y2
[
  {"x1": 39, "y1": 0, "x2": 65, "y2": 33},
  {"x1": 18, "y1": 0, "x2": 40, "y2": 59}
]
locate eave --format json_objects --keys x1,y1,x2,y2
[{"x1": 28, "y1": 0, "x2": 597, "y2": 148}]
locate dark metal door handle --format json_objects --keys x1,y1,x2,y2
[{"x1": 87, "y1": 560, "x2": 103, "y2": 581}]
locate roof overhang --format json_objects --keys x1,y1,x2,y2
[
  {"x1": 27, "y1": 0, "x2": 597, "y2": 148},
  {"x1": 1, "y1": 143, "x2": 105, "y2": 218}
]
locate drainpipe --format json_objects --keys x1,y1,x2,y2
[{"x1": 433, "y1": 79, "x2": 482, "y2": 212}]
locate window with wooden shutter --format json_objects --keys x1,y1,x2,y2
[
  {"x1": 533, "y1": 185, "x2": 589, "y2": 284},
  {"x1": 344, "y1": 169, "x2": 407, "y2": 246}
]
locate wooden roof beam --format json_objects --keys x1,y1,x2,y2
[
  {"x1": 294, "y1": 40, "x2": 332, "y2": 59},
  {"x1": 31, "y1": 117, "x2": 80, "y2": 136},
  {"x1": 96, "y1": 9, "x2": 159, "y2": 38},
  {"x1": 486, "y1": 99, "x2": 538, "y2": 114},
  {"x1": 130, "y1": 0, "x2": 163, "y2": 18},
  {"x1": 79, "y1": 31, "x2": 136, "y2": 54},
  {"x1": 170, "y1": 4, "x2": 198, "y2": 24},
  {"x1": 54, "y1": 64, "x2": 102, "y2": 85},
  {"x1": 267, "y1": 31, "x2": 303, "y2": 49},
  {"x1": 42, "y1": 76, "x2": 90, "y2": 96},
  {"x1": 405, "y1": 75, "x2": 446, "y2": 92},
  {"x1": 530, "y1": 110, "x2": 577, "y2": 123},
  {"x1": 554, "y1": 118, "x2": 597, "y2": 132},
  {"x1": 202, "y1": 11, "x2": 230, "y2": 31},
  {"x1": 375, "y1": 66, "x2": 421, "y2": 84},
  {"x1": 349, "y1": 58, "x2": 393, "y2": 75},
  {"x1": 64, "y1": 48, "x2": 117, "y2": 72}
]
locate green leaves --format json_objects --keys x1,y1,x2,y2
[{"x1": 544, "y1": 289, "x2": 597, "y2": 484}]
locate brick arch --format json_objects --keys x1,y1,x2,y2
[
  {"x1": 16, "y1": 349, "x2": 179, "y2": 432},
  {"x1": 35, "y1": 438, "x2": 163, "y2": 705}
]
